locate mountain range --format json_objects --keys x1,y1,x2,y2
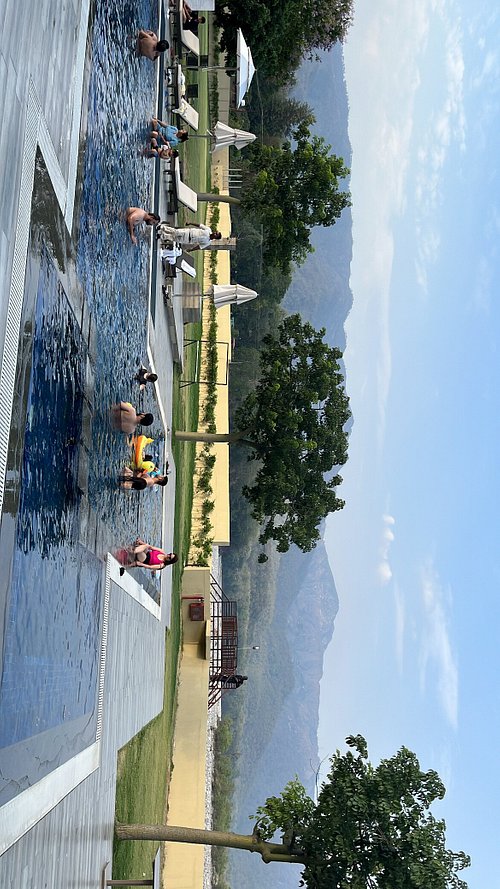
[{"x1": 224, "y1": 45, "x2": 354, "y2": 889}]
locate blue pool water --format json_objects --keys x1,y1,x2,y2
[
  {"x1": 0, "y1": 0, "x2": 166, "y2": 803},
  {"x1": 76, "y1": 0, "x2": 164, "y2": 568},
  {"x1": 0, "y1": 249, "x2": 102, "y2": 755}
]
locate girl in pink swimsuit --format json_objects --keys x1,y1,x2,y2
[{"x1": 120, "y1": 539, "x2": 178, "y2": 574}]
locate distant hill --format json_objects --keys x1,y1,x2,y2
[
  {"x1": 284, "y1": 45, "x2": 353, "y2": 352},
  {"x1": 227, "y1": 539, "x2": 339, "y2": 889},
  {"x1": 224, "y1": 45, "x2": 352, "y2": 889}
]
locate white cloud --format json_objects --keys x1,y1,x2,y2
[
  {"x1": 378, "y1": 561, "x2": 393, "y2": 584},
  {"x1": 471, "y1": 49, "x2": 499, "y2": 90},
  {"x1": 419, "y1": 561, "x2": 459, "y2": 728},
  {"x1": 470, "y1": 207, "x2": 500, "y2": 313},
  {"x1": 344, "y1": 0, "x2": 434, "y2": 449},
  {"x1": 378, "y1": 514, "x2": 396, "y2": 585},
  {"x1": 413, "y1": 9, "x2": 466, "y2": 291}
]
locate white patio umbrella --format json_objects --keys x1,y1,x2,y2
[
  {"x1": 212, "y1": 121, "x2": 256, "y2": 153},
  {"x1": 236, "y1": 29, "x2": 256, "y2": 108},
  {"x1": 212, "y1": 284, "x2": 258, "y2": 309}
]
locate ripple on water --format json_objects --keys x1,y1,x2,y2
[{"x1": 0, "y1": 0, "x2": 165, "y2": 803}]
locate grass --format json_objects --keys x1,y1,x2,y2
[
  {"x1": 113, "y1": 622, "x2": 180, "y2": 877},
  {"x1": 183, "y1": 22, "x2": 211, "y2": 200}
]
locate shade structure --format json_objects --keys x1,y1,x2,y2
[
  {"x1": 236, "y1": 29, "x2": 256, "y2": 107},
  {"x1": 212, "y1": 121, "x2": 256, "y2": 153},
  {"x1": 212, "y1": 284, "x2": 258, "y2": 309}
]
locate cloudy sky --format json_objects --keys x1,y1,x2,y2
[{"x1": 319, "y1": 0, "x2": 500, "y2": 885}]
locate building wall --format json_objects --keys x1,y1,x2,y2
[
  {"x1": 206, "y1": 158, "x2": 232, "y2": 547},
  {"x1": 181, "y1": 566, "x2": 210, "y2": 645},
  {"x1": 211, "y1": 303, "x2": 231, "y2": 545},
  {"x1": 189, "y1": 166, "x2": 233, "y2": 556}
]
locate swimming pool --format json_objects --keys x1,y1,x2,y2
[{"x1": 0, "y1": 0, "x2": 166, "y2": 805}]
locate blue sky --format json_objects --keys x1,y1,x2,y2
[{"x1": 320, "y1": 0, "x2": 500, "y2": 885}]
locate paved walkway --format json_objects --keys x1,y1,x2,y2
[{"x1": 0, "y1": 0, "x2": 181, "y2": 883}]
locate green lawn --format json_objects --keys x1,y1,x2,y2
[{"x1": 183, "y1": 23, "x2": 211, "y2": 202}]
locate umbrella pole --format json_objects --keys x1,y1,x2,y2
[{"x1": 186, "y1": 64, "x2": 238, "y2": 72}]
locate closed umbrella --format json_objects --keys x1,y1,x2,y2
[
  {"x1": 212, "y1": 121, "x2": 256, "y2": 153},
  {"x1": 236, "y1": 29, "x2": 256, "y2": 108},
  {"x1": 212, "y1": 284, "x2": 258, "y2": 308}
]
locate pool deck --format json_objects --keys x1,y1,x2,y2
[{"x1": 0, "y1": 0, "x2": 181, "y2": 883}]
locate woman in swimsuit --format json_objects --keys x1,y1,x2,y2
[{"x1": 121, "y1": 539, "x2": 178, "y2": 573}]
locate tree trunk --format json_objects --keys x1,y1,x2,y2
[
  {"x1": 115, "y1": 824, "x2": 306, "y2": 865},
  {"x1": 174, "y1": 429, "x2": 254, "y2": 447},
  {"x1": 197, "y1": 192, "x2": 241, "y2": 206}
]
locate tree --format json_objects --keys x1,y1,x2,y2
[
  {"x1": 198, "y1": 127, "x2": 350, "y2": 272},
  {"x1": 175, "y1": 315, "x2": 350, "y2": 555},
  {"x1": 116, "y1": 735, "x2": 470, "y2": 889},
  {"x1": 241, "y1": 125, "x2": 351, "y2": 271},
  {"x1": 262, "y1": 94, "x2": 316, "y2": 139},
  {"x1": 215, "y1": 0, "x2": 354, "y2": 80}
]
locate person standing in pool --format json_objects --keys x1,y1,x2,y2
[
  {"x1": 111, "y1": 401, "x2": 154, "y2": 434},
  {"x1": 137, "y1": 29, "x2": 169, "y2": 61},
  {"x1": 125, "y1": 207, "x2": 160, "y2": 245}
]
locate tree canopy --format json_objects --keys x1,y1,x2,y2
[
  {"x1": 254, "y1": 735, "x2": 470, "y2": 889},
  {"x1": 239, "y1": 314, "x2": 350, "y2": 554},
  {"x1": 176, "y1": 314, "x2": 350, "y2": 555},
  {"x1": 242, "y1": 125, "x2": 351, "y2": 271},
  {"x1": 117, "y1": 735, "x2": 470, "y2": 889},
  {"x1": 215, "y1": 0, "x2": 354, "y2": 80}
]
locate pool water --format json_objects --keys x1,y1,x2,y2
[
  {"x1": 0, "y1": 0, "x2": 167, "y2": 804},
  {"x1": 76, "y1": 0, "x2": 164, "y2": 579}
]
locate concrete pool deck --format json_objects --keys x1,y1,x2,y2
[{"x1": 0, "y1": 0, "x2": 182, "y2": 883}]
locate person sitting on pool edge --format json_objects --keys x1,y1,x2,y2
[
  {"x1": 151, "y1": 118, "x2": 188, "y2": 148},
  {"x1": 137, "y1": 29, "x2": 169, "y2": 61},
  {"x1": 181, "y1": 2, "x2": 204, "y2": 26},
  {"x1": 126, "y1": 207, "x2": 160, "y2": 245},
  {"x1": 111, "y1": 401, "x2": 154, "y2": 434},
  {"x1": 183, "y1": 12, "x2": 206, "y2": 32},
  {"x1": 119, "y1": 468, "x2": 169, "y2": 490},
  {"x1": 120, "y1": 539, "x2": 178, "y2": 574},
  {"x1": 148, "y1": 144, "x2": 179, "y2": 160}
]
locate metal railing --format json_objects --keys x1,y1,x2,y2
[{"x1": 208, "y1": 574, "x2": 241, "y2": 708}]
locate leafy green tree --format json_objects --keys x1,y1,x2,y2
[
  {"x1": 116, "y1": 735, "x2": 470, "y2": 889},
  {"x1": 175, "y1": 315, "x2": 350, "y2": 555},
  {"x1": 242, "y1": 125, "x2": 351, "y2": 270},
  {"x1": 215, "y1": 0, "x2": 354, "y2": 80},
  {"x1": 262, "y1": 95, "x2": 316, "y2": 138},
  {"x1": 302, "y1": 0, "x2": 354, "y2": 51}
]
